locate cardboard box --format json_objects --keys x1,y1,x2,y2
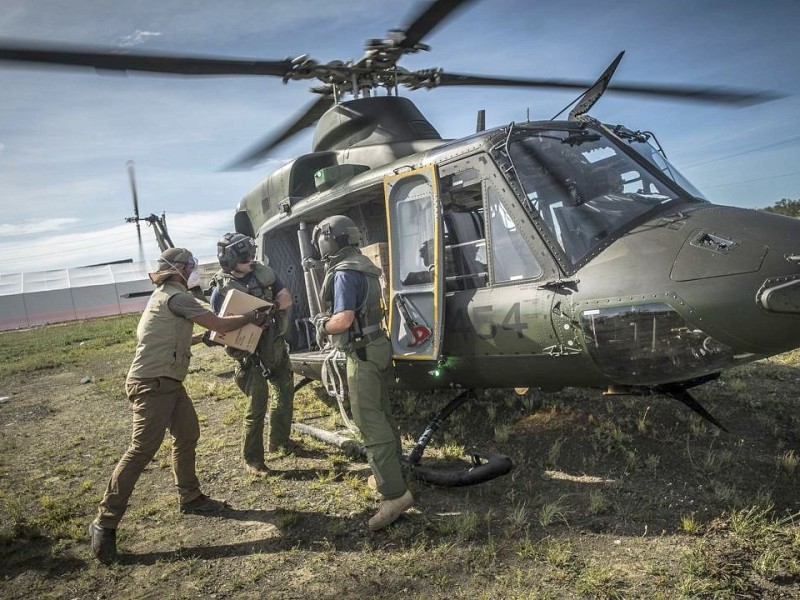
[
  {"x1": 361, "y1": 242, "x2": 390, "y2": 305},
  {"x1": 362, "y1": 242, "x2": 389, "y2": 270},
  {"x1": 209, "y1": 288, "x2": 270, "y2": 353}
]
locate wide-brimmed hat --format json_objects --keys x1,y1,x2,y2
[{"x1": 149, "y1": 247, "x2": 195, "y2": 284}]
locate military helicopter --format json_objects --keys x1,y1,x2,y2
[
  {"x1": 124, "y1": 160, "x2": 175, "y2": 259},
  {"x1": 119, "y1": 160, "x2": 182, "y2": 301},
  {"x1": 2, "y1": 0, "x2": 799, "y2": 486}
]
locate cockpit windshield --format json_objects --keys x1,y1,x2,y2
[
  {"x1": 625, "y1": 137, "x2": 707, "y2": 201},
  {"x1": 505, "y1": 127, "x2": 702, "y2": 264}
]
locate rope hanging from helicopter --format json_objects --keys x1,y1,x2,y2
[{"x1": 320, "y1": 346, "x2": 359, "y2": 434}]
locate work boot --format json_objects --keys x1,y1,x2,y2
[
  {"x1": 179, "y1": 494, "x2": 230, "y2": 515},
  {"x1": 268, "y1": 439, "x2": 299, "y2": 454},
  {"x1": 368, "y1": 490, "x2": 414, "y2": 531},
  {"x1": 245, "y1": 462, "x2": 271, "y2": 477},
  {"x1": 89, "y1": 521, "x2": 117, "y2": 565}
]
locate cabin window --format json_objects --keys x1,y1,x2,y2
[
  {"x1": 486, "y1": 186, "x2": 542, "y2": 282},
  {"x1": 626, "y1": 138, "x2": 707, "y2": 200},
  {"x1": 440, "y1": 175, "x2": 488, "y2": 291},
  {"x1": 391, "y1": 178, "x2": 435, "y2": 288}
]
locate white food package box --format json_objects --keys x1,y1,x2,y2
[{"x1": 208, "y1": 288, "x2": 270, "y2": 353}]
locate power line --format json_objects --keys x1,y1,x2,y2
[
  {"x1": 702, "y1": 170, "x2": 800, "y2": 190},
  {"x1": 684, "y1": 135, "x2": 800, "y2": 170}
]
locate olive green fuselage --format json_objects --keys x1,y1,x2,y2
[{"x1": 235, "y1": 100, "x2": 799, "y2": 393}]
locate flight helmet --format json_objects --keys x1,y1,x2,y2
[
  {"x1": 217, "y1": 233, "x2": 256, "y2": 273},
  {"x1": 311, "y1": 215, "x2": 360, "y2": 259}
]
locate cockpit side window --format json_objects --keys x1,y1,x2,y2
[
  {"x1": 487, "y1": 185, "x2": 542, "y2": 282},
  {"x1": 440, "y1": 172, "x2": 488, "y2": 292}
]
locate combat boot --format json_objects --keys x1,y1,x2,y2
[
  {"x1": 245, "y1": 462, "x2": 271, "y2": 477},
  {"x1": 179, "y1": 493, "x2": 230, "y2": 515},
  {"x1": 368, "y1": 490, "x2": 414, "y2": 531},
  {"x1": 268, "y1": 439, "x2": 300, "y2": 453},
  {"x1": 89, "y1": 521, "x2": 117, "y2": 564}
]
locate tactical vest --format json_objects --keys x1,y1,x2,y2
[
  {"x1": 320, "y1": 246, "x2": 385, "y2": 351},
  {"x1": 213, "y1": 262, "x2": 289, "y2": 352},
  {"x1": 127, "y1": 281, "x2": 194, "y2": 382}
]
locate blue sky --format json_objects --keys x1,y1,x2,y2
[{"x1": 0, "y1": 0, "x2": 798, "y2": 274}]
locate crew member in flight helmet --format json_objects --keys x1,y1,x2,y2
[
  {"x1": 210, "y1": 233, "x2": 295, "y2": 476},
  {"x1": 311, "y1": 215, "x2": 413, "y2": 531}
]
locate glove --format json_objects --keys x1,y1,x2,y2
[
  {"x1": 201, "y1": 330, "x2": 223, "y2": 347},
  {"x1": 246, "y1": 308, "x2": 270, "y2": 327},
  {"x1": 225, "y1": 346, "x2": 251, "y2": 361},
  {"x1": 312, "y1": 313, "x2": 330, "y2": 349},
  {"x1": 262, "y1": 302, "x2": 278, "y2": 318}
]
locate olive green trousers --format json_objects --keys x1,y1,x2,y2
[
  {"x1": 235, "y1": 345, "x2": 294, "y2": 464},
  {"x1": 346, "y1": 336, "x2": 407, "y2": 500}
]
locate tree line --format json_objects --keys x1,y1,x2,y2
[{"x1": 761, "y1": 198, "x2": 800, "y2": 217}]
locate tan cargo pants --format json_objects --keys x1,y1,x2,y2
[{"x1": 96, "y1": 376, "x2": 202, "y2": 528}]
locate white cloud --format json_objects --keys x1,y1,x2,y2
[
  {"x1": 0, "y1": 210, "x2": 233, "y2": 274},
  {"x1": 118, "y1": 30, "x2": 162, "y2": 48},
  {"x1": 0, "y1": 218, "x2": 81, "y2": 237}
]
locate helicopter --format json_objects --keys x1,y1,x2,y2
[
  {"x1": 1, "y1": 0, "x2": 798, "y2": 486},
  {"x1": 124, "y1": 160, "x2": 175, "y2": 259},
  {"x1": 118, "y1": 159, "x2": 183, "y2": 301}
]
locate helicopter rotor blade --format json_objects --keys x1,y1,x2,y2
[
  {"x1": 0, "y1": 39, "x2": 294, "y2": 77},
  {"x1": 126, "y1": 160, "x2": 146, "y2": 263},
  {"x1": 135, "y1": 221, "x2": 145, "y2": 264},
  {"x1": 222, "y1": 94, "x2": 336, "y2": 170},
  {"x1": 126, "y1": 160, "x2": 140, "y2": 221},
  {"x1": 430, "y1": 71, "x2": 781, "y2": 106},
  {"x1": 399, "y1": 0, "x2": 478, "y2": 50}
]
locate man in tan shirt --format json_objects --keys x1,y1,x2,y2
[{"x1": 89, "y1": 248, "x2": 269, "y2": 564}]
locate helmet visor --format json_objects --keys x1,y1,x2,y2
[{"x1": 226, "y1": 238, "x2": 256, "y2": 263}]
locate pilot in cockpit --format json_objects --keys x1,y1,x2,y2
[{"x1": 401, "y1": 238, "x2": 435, "y2": 286}]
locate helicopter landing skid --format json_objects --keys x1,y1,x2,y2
[
  {"x1": 607, "y1": 375, "x2": 728, "y2": 432},
  {"x1": 655, "y1": 378, "x2": 729, "y2": 433},
  {"x1": 292, "y1": 378, "x2": 512, "y2": 486},
  {"x1": 404, "y1": 390, "x2": 514, "y2": 487}
]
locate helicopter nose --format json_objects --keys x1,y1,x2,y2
[{"x1": 668, "y1": 206, "x2": 800, "y2": 355}]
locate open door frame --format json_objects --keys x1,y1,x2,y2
[{"x1": 384, "y1": 165, "x2": 445, "y2": 361}]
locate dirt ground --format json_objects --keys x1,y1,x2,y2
[{"x1": 1, "y1": 322, "x2": 799, "y2": 599}]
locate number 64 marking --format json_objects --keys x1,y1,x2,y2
[{"x1": 473, "y1": 303, "x2": 528, "y2": 340}]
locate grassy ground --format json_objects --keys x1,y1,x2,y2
[{"x1": 1, "y1": 314, "x2": 799, "y2": 599}]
